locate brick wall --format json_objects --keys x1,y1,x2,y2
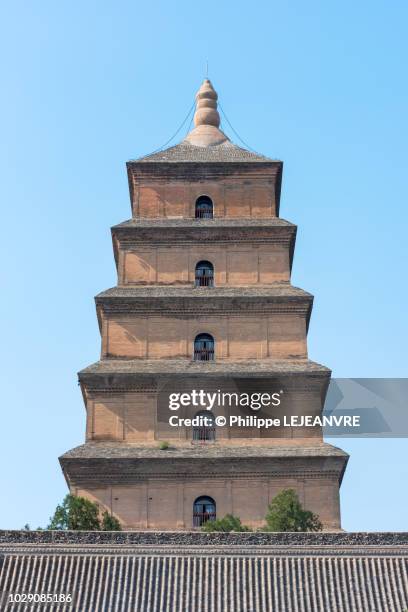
[
  {"x1": 130, "y1": 177, "x2": 276, "y2": 219},
  {"x1": 75, "y1": 475, "x2": 340, "y2": 530},
  {"x1": 85, "y1": 386, "x2": 324, "y2": 442},
  {"x1": 101, "y1": 314, "x2": 307, "y2": 360},
  {"x1": 119, "y1": 244, "x2": 290, "y2": 285}
]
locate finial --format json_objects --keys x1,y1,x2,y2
[
  {"x1": 184, "y1": 79, "x2": 228, "y2": 147},
  {"x1": 193, "y1": 79, "x2": 220, "y2": 128}
]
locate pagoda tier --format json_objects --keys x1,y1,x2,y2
[
  {"x1": 77, "y1": 357, "x2": 332, "y2": 443},
  {"x1": 111, "y1": 218, "x2": 296, "y2": 286},
  {"x1": 61, "y1": 78, "x2": 348, "y2": 530},
  {"x1": 126, "y1": 159, "x2": 283, "y2": 219},
  {"x1": 94, "y1": 286, "x2": 313, "y2": 361},
  {"x1": 61, "y1": 440, "x2": 347, "y2": 480},
  {"x1": 60, "y1": 441, "x2": 347, "y2": 531}
]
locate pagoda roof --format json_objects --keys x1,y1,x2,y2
[
  {"x1": 133, "y1": 140, "x2": 276, "y2": 164},
  {"x1": 112, "y1": 217, "x2": 295, "y2": 230},
  {"x1": 131, "y1": 79, "x2": 279, "y2": 166},
  {"x1": 1, "y1": 531, "x2": 407, "y2": 611},
  {"x1": 79, "y1": 358, "x2": 330, "y2": 378},
  {"x1": 60, "y1": 441, "x2": 347, "y2": 461},
  {"x1": 111, "y1": 219, "x2": 296, "y2": 266},
  {"x1": 94, "y1": 285, "x2": 313, "y2": 323},
  {"x1": 95, "y1": 285, "x2": 311, "y2": 300},
  {"x1": 60, "y1": 440, "x2": 347, "y2": 486}
]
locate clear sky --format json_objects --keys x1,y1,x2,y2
[{"x1": 1, "y1": 0, "x2": 407, "y2": 531}]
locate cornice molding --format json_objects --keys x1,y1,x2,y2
[
  {"x1": 82, "y1": 377, "x2": 326, "y2": 394},
  {"x1": 128, "y1": 162, "x2": 280, "y2": 182},
  {"x1": 113, "y1": 228, "x2": 295, "y2": 249},
  {"x1": 62, "y1": 469, "x2": 344, "y2": 486},
  {"x1": 97, "y1": 300, "x2": 312, "y2": 317},
  {"x1": 118, "y1": 237, "x2": 293, "y2": 248}
]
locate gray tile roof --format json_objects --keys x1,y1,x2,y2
[
  {"x1": 95, "y1": 285, "x2": 311, "y2": 300},
  {"x1": 133, "y1": 140, "x2": 276, "y2": 164},
  {"x1": 4, "y1": 530, "x2": 407, "y2": 546},
  {"x1": 60, "y1": 441, "x2": 347, "y2": 461},
  {"x1": 1, "y1": 532, "x2": 407, "y2": 611},
  {"x1": 112, "y1": 217, "x2": 294, "y2": 229},
  {"x1": 79, "y1": 358, "x2": 330, "y2": 378}
]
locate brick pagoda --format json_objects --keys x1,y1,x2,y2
[{"x1": 60, "y1": 79, "x2": 348, "y2": 530}]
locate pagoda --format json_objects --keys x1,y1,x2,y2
[{"x1": 60, "y1": 80, "x2": 348, "y2": 530}]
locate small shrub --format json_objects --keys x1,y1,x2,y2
[
  {"x1": 48, "y1": 495, "x2": 101, "y2": 530},
  {"x1": 201, "y1": 514, "x2": 251, "y2": 532},
  {"x1": 47, "y1": 494, "x2": 122, "y2": 531},
  {"x1": 264, "y1": 488, "x2": 322, "y2": 532},
  {"x1": 101, "y1": 511, "x2": 122, "y2": 531},
  {"x1": 159, "y1": 441, "x2": 170, "y2": 450}
]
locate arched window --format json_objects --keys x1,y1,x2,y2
[
  {"x1": 193, "y1": 496, "x2": 216, "y2": 527},
  {"x1": 194, "y1": 333, "x2": 214, "y2": 361},
  {"x1": 193, "y1": 410, "x2": 216, "y2": 442},
  {"x1": 195, "y1": 195, "x2": 213, "y2": 219},
  {"x1": 195, "y1": 260, "x2": 214, "y2": 287}
]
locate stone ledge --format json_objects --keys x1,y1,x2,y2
[
  {"x1": 79, "y1": 358, "x2": 331, "y2": 377},
  {"x1": 59, "y1": 441, "x2": 348, "y2": 460},
  {"x1": 95, "y1": 285, "x2": 311, "y2": 299},
  {"x1": 113, "y1": 218, "x2": 295, "y2": 229}
]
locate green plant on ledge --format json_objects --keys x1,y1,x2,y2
[
  {"x1": 158, "y1": 441, "x2": 170, "y2": 450},
  {"x1": 201, "y1": 514, "x2": 252, "y2": 532}
]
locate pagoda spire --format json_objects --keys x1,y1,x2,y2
[
  {"x1": 193, "y1": 79, "x2": 221, "y2": 128},
  {"x1": 184, "y1": 79, "x2": 228, "y2": 147}
]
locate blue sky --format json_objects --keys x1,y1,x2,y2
[{"x1": 0, "y1": 0, "x2": 407, "y2": 530}]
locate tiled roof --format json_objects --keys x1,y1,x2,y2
[
  {"x1": 60, "y1": 441, "x2": 347, "y2": 460},
  {"x1": 133, "y1": 140, "x2": 275, "y2": 164},
  {"x1": 112, "y1": 217, "x2": 294, "y2": 229},
  {"x1": 1, "y1": 532, "x2": 407, "y2": 611},
  {"x1": 95, "y1": 285, "x2": 311, "y2": 300},
  {"x1": 79, "y1": 358, "x2": 331, "y2": 378}
]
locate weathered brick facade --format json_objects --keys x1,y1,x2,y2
[{"x1": 60, "y1": 79, "x2": 348, "y2": 530}]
